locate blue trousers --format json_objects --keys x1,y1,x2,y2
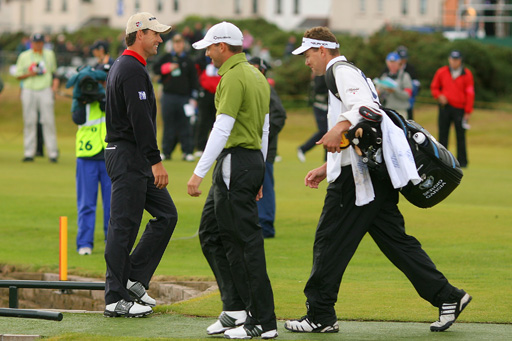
[
  {"x1": 76, "y1": 158, "x2": 111, "y2": 250},
  {"x1": 257, "y1": 162, "x2": 275, "y2": 238}
]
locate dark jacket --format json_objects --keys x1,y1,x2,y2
[
  {"x1": 105, "y1": 51, "x2": 161, "y2": 166},
  {"x1": 153, "y1": 52, "x2": 199, "y2": 97},
  {"x1": 267, "y1": 86, "x2": 287, "y2": 163}
]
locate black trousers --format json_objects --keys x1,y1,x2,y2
[
  {"x1": 198, "y1": 147, "x2": 277, "y2": 331},
  {"x1": 438, "y1": 104, "x2": 467, "y2": 167},
  {"x1": 304, "y1": 166, "x2": 460, "y2": 325},
  {"x1": 161, "y1": 93, "x2": 194, "y2": 156},
  {"x1": 299, "y1": 105, "x2": 328, "y2": 154},
  {"x1": 194, "y1": 90, "x2": 216, "y2": 152},
  {"x1": 104, "y1": 140, "x2": 178, "y2": 304}
]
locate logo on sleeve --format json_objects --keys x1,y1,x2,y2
[
  {"x1": 138, "y1": 91, "x2": 147, "y2": 100},
  {"x1": 346, "y1": 87, "x2": 360, "y2": 95}
]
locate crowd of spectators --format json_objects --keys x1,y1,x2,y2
[{"x1": 5, "y1": 21, "x2": 280, "y2": 87}]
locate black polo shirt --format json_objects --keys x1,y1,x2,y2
[{"x1": 105, "y1": 50, "x2": 161, "y2": 165}]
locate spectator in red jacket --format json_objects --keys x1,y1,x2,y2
[
  {"x1": 430, "y1": 50, "x2": 474, "y2": 168},
  {"x1": 193, "y1": 52, "x2": 221, "y2": 157}
]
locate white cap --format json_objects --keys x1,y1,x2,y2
[
  {"x1": 292, "y1": 37, "x2": 340, "y2": 55},
  {"x1": 192, "y1": 21, "x2": 243, "y2": 49},
  {"x1": 126, "y1": 12, "x2": 172, "y2": 35}
]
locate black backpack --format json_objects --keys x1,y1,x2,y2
[{"x1": 325, "y1": 61, "x2": 463, "y2": 208}]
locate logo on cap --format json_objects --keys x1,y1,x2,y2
[
  {"x1": 136, "y1": 21, "x2": 142, "y2": 28},
  {"x1": 310, "y1": 41, "x2": 329, "y2": 47}
]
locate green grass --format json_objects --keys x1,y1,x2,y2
[{"x1": 0, "y1": 83, "x2": 511, "y2": 339}]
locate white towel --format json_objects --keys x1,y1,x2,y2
[
  {"x1": 381, "y1": 114, "x2": 421, "y2": 188},
  {"x1": 350, "y1": 147, "x2": 375, "y2": 206},
  {"x1": 349, "y1": 113, "x2": 421, "y2": 206}
]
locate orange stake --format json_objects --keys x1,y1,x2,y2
[{"x1": 59, "y1": 216, "x2": 68, "y2": 281}]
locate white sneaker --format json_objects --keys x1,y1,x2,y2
[
  {"x1": 224, "y1": 325, "x2": 278, "y2": 339},
  {"x1": 78, "y1": 247, "x2": 92, "y2": 255},
  {"x1": 183, "y1": 153, "x2": 195, "y2": 162},
  {"x1": 284, "y1": 316, "x2": 339, "y2": 333},
  {"x1": 207, "y1": 310, "x2": 247, "y2": 335},
  {"x1": 126, "y1": 279, "x2": 156, "y2": 307},
  {"x1": 261, "y1": 329, "x2": 278, "y2": 339},
  {"x1": 430, "y1": 293, "x2": 472, "y2": 332},
  {"x1": 104, "y1": 299, "x2": 153, "y2": 317},
  {"x1": 194, "y1": 151, "x2": 203, "y2": 158},
  {"x1": 297, "y1": 148, "x2": 306, "y2": 163}
]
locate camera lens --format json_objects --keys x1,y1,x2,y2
[{"x1": 79, "y1": 77, "x2": 98, "y2": 95}]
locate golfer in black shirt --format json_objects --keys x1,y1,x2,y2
[{"x1": 103, "y1": 12, "x2": 177, "y2": 318}]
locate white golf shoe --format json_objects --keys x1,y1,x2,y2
[
  {"x1": 104, "y1": 299, "x2": 153, "y2": 318},
  {"x1": 224, "y1": 325, "x2": 278, "y2": 339},
  {"x1": 430, "y1": 293, "x2": 472, "y2": 332},
  {"x1": 126, "y1": 279, "x2": 156, "y2": 307},
  {"x1": 207, "y1": 310, "x2": 247, "y2": 335}
]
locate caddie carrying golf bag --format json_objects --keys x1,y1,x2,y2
[{"x1": 325, "y1": 61, "x2": 463, "y2": 208}]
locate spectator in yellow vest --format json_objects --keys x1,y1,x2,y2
[{"x1": 66, "y1": 65, "x2": 112, "y2": 256}]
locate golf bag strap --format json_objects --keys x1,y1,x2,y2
[{"x1": 324, "y1": 61, "x2": 360, "y2": 99}]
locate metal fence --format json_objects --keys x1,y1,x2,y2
[{"x1": 0, "y1": 279, "x2": 105, "y2": 321}]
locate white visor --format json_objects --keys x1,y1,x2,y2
[{"x1": 291, "y1": 38, "x2": 340, "y2": 55}]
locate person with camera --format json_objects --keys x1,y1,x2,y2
[
  {"x1": 66, "y1": 65, "x2": 111, "y2": 256},
  {"x1": 91, "y1": 40, "x2": 115, "y2": 72},
  {"x1": 15, "y1": 33, "x2": 59, "y2": 163}
]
